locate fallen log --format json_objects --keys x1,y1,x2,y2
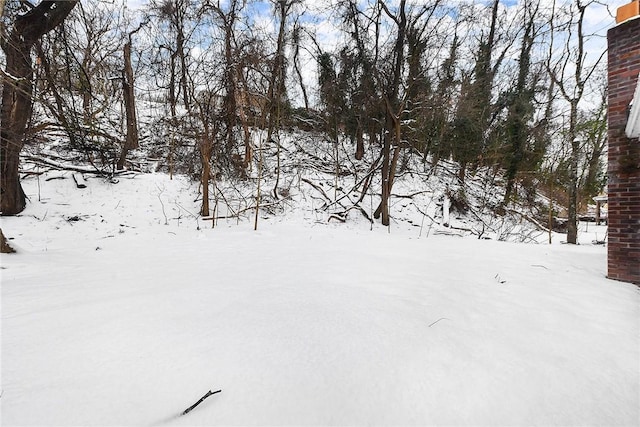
[{"x1": 72, "y1": 173, "x2": 87, "y2": 188}]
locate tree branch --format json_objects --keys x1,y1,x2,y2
[{"x1": 182, "y1": 389, "x2": 222, "y2": 416}]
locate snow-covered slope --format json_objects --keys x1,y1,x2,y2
[
  {"x1": 1, "y1": 171, "x2": 638, "y2": 426},
  {"x1": 22, "y1": 123, "x2": 561, "y2": 243}
]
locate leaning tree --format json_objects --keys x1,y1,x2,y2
[{"x1": 1, "y1": 0, "x2": 78, "y2": 215}]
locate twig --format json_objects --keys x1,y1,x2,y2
[
  {"x1": 505, "y1": 207, "x2": 552, "y2": 234},
  {"x1": 202, "y1": 196, "x2": 291, "y2": 221},
  {"x1": 328, "y1": 214, "x2": 346, "y2": 223},
  {"x1": 323, "y1": 150, "x2": 384, "y2": 210},
  {"x1": 175, "y1": 201, "x2": 200, "y2": 230},
  {"x1": 331, "y1": 204, "x2": 373, "y2": 223},
  {"x1": 428, "y1": 318, "x2": 450, "y2": 328},
  {"x1": 300, "y1": 177, "x2": 331, "y2": 204},
  {"x1": 182, "y1": 389, "x2": 222, "y2": 416},
  {"x1": 155, "y1": 184, "x2": 168, "y2": 225}
]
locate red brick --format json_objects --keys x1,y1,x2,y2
[{"x1": 607, "y1": 17, "x2": 640, "y2": 286}]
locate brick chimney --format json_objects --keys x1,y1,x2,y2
[{"x1": 607, "y1": 3, "x2": 640, "y2": 285}]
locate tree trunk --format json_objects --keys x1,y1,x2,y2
[
  {"x1": 223, "y1": 14, "x2": 237, "y2": 155},
  {"x1": 379, "y1": 114, "x2": 393, "y2": 225},
  {"x1": 236, "y1": 73, "x2": 252, "y2": 169},
  {"x1": 355, "y1": 119, "x2": 364, "y2": 160},
  {"x1": 292, "y1": 25, "x2": 309, "y2": 111},
  {"x1": 177, "y1": 28, "x2": 189, "y2": 111},
  {"x1": 117, "y1": 37, "x2": 139, "y2": 170},
  {"x1": 169, "y1": 50, "x2": 177, "y2": 117},
  {"x1": 0, "y1": 228, "x2": 15, "y2": 253},
  {"x1": 267, "y1": 0, "x2": 289, "y2": 199},
  {"x1": 545, "y1": 0, "x2": 596, "y2": 244},
  {"x1": 567, "y1": 133, "x2": 579, "y2": 244},
  {"x1": 201, "y1": 143, "x2": 211, "y2": 217},
  {"x1": 374, "y1": 108, "x2": 402, "y2": 223},
  {"x1": 1, "y1": 0, "x2": 78, "y2": 215},
  {"x1": 238, "y1": 88, "x2": 252, "y2": 169},
  {"x1": 1, "y1": 32, "x2": 31, "y2": 215}
]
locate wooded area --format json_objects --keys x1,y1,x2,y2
[{"x1": 0, "y1": 0, "x2": 612, "y2": 243}]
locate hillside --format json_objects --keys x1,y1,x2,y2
[{"x1": 15, "y1": 121, "x2": 574, "y2": 245}]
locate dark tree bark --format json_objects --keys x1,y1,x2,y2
[
  {"x1": 1, "y1": 0, "x2": 79, "y2": 215},
  {"x1": 117, "y1": 22, "x2": 146, "y2": 170},
  {"x1": 292, "y1": 23, "x2": 309, "y2": 111},
  {"x1": 200, "y1": 136, "x2": 211, "y2": 217},
  {"x1": 0, "y1": 228, "x2": 15, "y2": 253}
]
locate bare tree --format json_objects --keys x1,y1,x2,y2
[
  {"x1": 72, "y1": 0, "x2": 124, "y2": 125},
  {"x1": 376, "y1": 0, "x2": 407, "y2": 226},
  {"x1": 117, "y1": 20, "x2": 147, "y2": 170},
  {"x1": 151, "y1": 0, "x2": 196, "y2": 117},
  {"x1": 374, "y1": 0, "x2": 440, "y2": 226},
  {"x1": 1, "y1": 0, "x2": 79, "y2": 215},
  {"x1": 264, "y1": 0, "x2": 298, "y2": 198},
  {"x1": 546, "y1": 0, "x2": 606, "y2": 244},
  {"x1": 25, "y1": 1, "x2": 131, "y2": 168},
  {"x1": 203, "y1": 0, "x2": 252, "y2": 172}
]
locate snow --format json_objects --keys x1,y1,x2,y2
[{"x1": 1, "y1": 172, "x2": 639, "y2": 426}]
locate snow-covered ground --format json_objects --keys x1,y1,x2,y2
[{"x1": 1, "y1": 172, "x2": 639, "y2": 426}]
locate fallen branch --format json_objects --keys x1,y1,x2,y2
[
  {"x1": 202, "y1": 196, "x2": 291, "y2": 221},
  {"x1": 182, "y1": 389, "x2": 222, "y2": 416},
  {"x1": 301, "y1": 177, "x2": 331, "y2": 204},
  {"x1": 323, "y1": 150, "x2": 383, "y2": 210},
  {"x1": 331, "y1": 204, "x2": 373, "y2": 223},
  {"x1": 391, "y1": 190, "x2": 432, "y2": 199},
  {"x1": 19, "y1": 170, "x2": 48, "y2": 177},
  {"x1": 328, "y1": 214, "x2": 346, "y2": 223},
  {"x1": 22, "y1": 155, "x2": 118, "y2": 176},
  {"x1": 505, "y1": 207, "x2": 552, "y2": 234}
]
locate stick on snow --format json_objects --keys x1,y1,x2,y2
[
  {"x1": 72, "y1": 173, "x2": 87, "y2": 188},
  {"x1": 428, "y1": 317, "x2": 450, "y2": 328},
  {"x1": 181, "y1": 389, "x2": 221, "y2": 416}
]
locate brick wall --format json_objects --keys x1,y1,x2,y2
[{"x1": 607, "y1": 17, "x2": 640, "y2": 285}]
